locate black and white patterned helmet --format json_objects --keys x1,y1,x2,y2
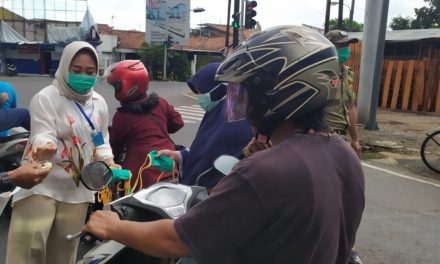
[{"x1": 216, "y1": 25, "x2": 339, "y2": 132}]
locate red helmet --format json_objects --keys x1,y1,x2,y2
[{"x1": 106, "y1": 60, "x2": 149, "y2": 103}]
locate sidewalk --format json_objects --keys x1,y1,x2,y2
[{"x1": 359, "y1": 109, "x2": 440, "y2": 181}]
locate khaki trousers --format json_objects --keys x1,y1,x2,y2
[{"x1": 5, "y1": 195, "x2": 89, "y2": 264}]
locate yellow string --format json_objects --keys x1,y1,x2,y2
[
  {"x1": 132, "y1": 153, "x2": 152, "y2": 193},
  {"x1": 132, "y1": 153, "x2": 178, "y2": 192},
  {"x1": 97, "y1": 170, "x2": 132, "y2": 205},
  {"x1": 97, "y1": 187, "x2": 112, "y2": 205},
  {"x1": 156, "y1": 161, "x2": 177, "y2": 183}
]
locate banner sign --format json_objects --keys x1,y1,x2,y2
[
  {"x1": 145, "y1": 0, "x2": 190, "y2": 45},
  {"x1": 18, "y1": 44, "x2": 39, "y2": 54}
]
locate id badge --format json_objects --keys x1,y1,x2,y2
[{"x1": 91, "y1": 132, "x2": 105, "y2": 147}]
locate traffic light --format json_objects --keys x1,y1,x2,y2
[
  {"x1": 165, "y1": 35, "x2": 173, "y2": 48},
  {"x1": 244, "y1": 1, "x2": 257, "y2": 29},
  {"x1": 231, "y1": 12, "x2": 240, "y2": 29}
]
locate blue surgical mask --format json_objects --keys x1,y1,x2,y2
[
  {"x1": 196, "y1": 83, "x2": 226, "y2": 112},
  {"x1": 337, "y1": 47, "x2": 350, "y2": 64},
  {"x1": 67, "y1": 73, "x2": 97, "y2": 94},
  {"x1": 197, "y1": 93, "x2": 220, "y2": 112}
]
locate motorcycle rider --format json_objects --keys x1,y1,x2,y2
[
  {"x1": 157, "y1": 62, "x2": 253, "y2": 189},
  {"x1": 0, "y1": 80, "x2": 30, "y2": 135},
  {"x1": 84, "y1": 25, "x2": 365, "y2": 263},
  {"x1": 106, "y1": 60, "x2": 184, "y2": 189}
]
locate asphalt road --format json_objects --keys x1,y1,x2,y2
[{"x1": 1, "y1": 76, "x2": 440, "y2": 264}]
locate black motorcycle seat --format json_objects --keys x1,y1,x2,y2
[{"x1": 0, "y1": 132, "x2": 30, "y2": 143}]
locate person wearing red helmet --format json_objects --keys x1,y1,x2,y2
[{"x1": 106, "y1": 60, "x2": 184, "y2": 189}]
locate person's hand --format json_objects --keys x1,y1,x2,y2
[
  {"x1": 8, "y1": 161, "x2": 51, "y2": 189},
  {"x1": 32, "y1": 142, "x2": 57, "y2": 162},
  {"x1": 102, "y1": 158, "x2": 122, "y2": 169},
  {"x1": 156, "y1": 149, "x2": 180, "y2": 163},
  {"x1": 83, "y1": 210, "x2": 120, "y2": 240},
  {"x1": 351, "y1": 140, "x2": 361, "y2": 158},
  {"x1": 243, "y1": 138, "x2": 272, "y2": 158},
  {"x1": 109, "y1": 163, "x2": 122, "y2": 169}
]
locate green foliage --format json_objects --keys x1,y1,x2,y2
[
  {"x1": 139, "y1": 42, "x2": 164, "y2": 80},
  {"x1": 329, "y1": 18, "x2": 363, "y2": 32},
  {"x1": 390, "y1": 16, "x2": 413, "y2": 30},
  {"x1": 389, "y1": 0, "x2": 440, "y2": 30},
  {"x1": 167, "y1": 51, "x2": 191, "y2": 81},
  {"x1": 139, "y1": 42, "x2": 191, "y2": 81}
]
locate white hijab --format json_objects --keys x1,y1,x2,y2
[{"x1": 53, "y1": 41, "x2": 99, "y2": 103}]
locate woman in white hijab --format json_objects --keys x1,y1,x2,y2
[{"x1": 6, "y1": 41, "x2": 116, "y2": 264}]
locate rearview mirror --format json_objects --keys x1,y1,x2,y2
[
  {"x1": 213, "y1": 155, "x2": 239, "y2": 176},
  {"x1": 80, "y1": 161, "x2": 112, "y2": 190}
]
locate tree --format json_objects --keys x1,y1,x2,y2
[
  {"x1": 329, "y1": 18, "x2": 363, "y2": 32},
  {"x1": 390, "y1": 16, "x2": 412, "y2": 30},
  {"x1": 167, "y1": 51, "x2": 191, "y2": 81},
  {"x1": 389, "y1": 0, "x2": 440, "y2": 30},
  {"x1": 139, "y1": 42, "x2": 191, "y2": 81}
]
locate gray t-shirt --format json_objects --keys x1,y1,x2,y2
[{"x1": 175, "y1": 134, "x2": 365, "y2": 264}]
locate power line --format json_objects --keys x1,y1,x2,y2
[{"x1": 296, "y1": 2, "x2": 326, "y2": 16}]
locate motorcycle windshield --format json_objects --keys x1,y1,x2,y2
[
  {"x1": 226, "y1": 82, "x2": 248, "y2": 122},
  {"x1": 145, "y1": 187, "x2": 186, "y2": 207}
]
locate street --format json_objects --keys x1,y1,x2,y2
[{"x1": 1, "y1": 76, "x2": 440, "y2": 263}]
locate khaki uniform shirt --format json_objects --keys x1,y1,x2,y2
[{"x1": 325, "y1": 64, "x2": 356, "y2": 132}]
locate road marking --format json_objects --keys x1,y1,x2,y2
[
  {"x1": 182, "y1": 93, "x2": 197, "y2": 100},
  {"x1": 362, "y1": 162, "x2": 440, "y2": 188},
  {"x1": 176, "y1": 108, "x2": 205, "y2": 115},
  {"x1": 175, "y1": 104, "x2": 205, "y2": 124},
  {"x1": 177, "y1": 105, "x2": 205, "y2": 113}
]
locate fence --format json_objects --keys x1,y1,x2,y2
[{"x1": 347, "y1": 42, "x2": 440, "y2": 113}]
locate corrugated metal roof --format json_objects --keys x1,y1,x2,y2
[{"x1": 350, "y1": 28, "x2": 440, "y2": 42}]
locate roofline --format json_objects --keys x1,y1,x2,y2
[{"x1": 169, "y1": 47, "x2": 225, "y2": 57}]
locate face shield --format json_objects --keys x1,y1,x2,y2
[{"x1": 226, "y1": 82, "x2": 248, "y2": 122}]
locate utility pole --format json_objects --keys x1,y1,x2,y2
[
  {"x1": 225, "y1": 0, "x2": 232, "y2": 56},
  {"x1": 349, "y1": 0, "x2": 355, "y2": 31},
  {"x1": 338, "y1": 0, "x2": 344, "y2": 29},
  {"x1": 324, "y1": 0, "x2": 331, "y2": 33},
  {"x1": 232, "y1": 0, "x2": 239, "y2": 48},
  {"x1": 357, "y1": 0, "x2": 390, "y2": 130},
  {"x1": 163, "y1": 36, "x2": 169, "y2": 81},
  {"x1": 239, "y1": 0, "x2": 245, "y2": 43}
]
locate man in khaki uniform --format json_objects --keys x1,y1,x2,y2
[
  {"x1": 325, "y1": 29, "x2": 363, "y2": 264},
  {"x1": 325, "y1": 30, "x2": 361, "y2": 157}
]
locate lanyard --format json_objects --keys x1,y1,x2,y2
[{"x1": 74, "y1": 101, "x2": 95, "y2": 131}]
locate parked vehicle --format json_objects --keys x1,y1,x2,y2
[
  {"x1": 5, "y1": 63, "x2": 17, "y2": 76},
  {"x1": 0, "y1": 127, "x2": 30, "y2": 218},
  {"x1": 0, "y1": 127, "x2": 29, "y2": 172}
]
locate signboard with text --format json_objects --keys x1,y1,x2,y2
[{"x1": 145, "y1": 0, "x2": 190, "y2": 45}]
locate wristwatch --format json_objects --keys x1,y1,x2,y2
[{"x1": 0, "y1": 171, "x2": 14, "y2": 193}]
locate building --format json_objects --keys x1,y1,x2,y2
[{"x1": 347, "y1": 29, "x2": 440, "y2": 113}]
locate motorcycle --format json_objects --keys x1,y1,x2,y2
[
  {"x1": 6, "y1": 63, "x2": 17, "y2": 76},
  {"x1": 0, "y1": 127, "x2": 29, "y2": 218},
  {"x1": 0, "y1": 127, "x2": 29, "y2": 172},
  {"x1": 76, "y1": 155, "x2": 238, "y2": 264}
]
